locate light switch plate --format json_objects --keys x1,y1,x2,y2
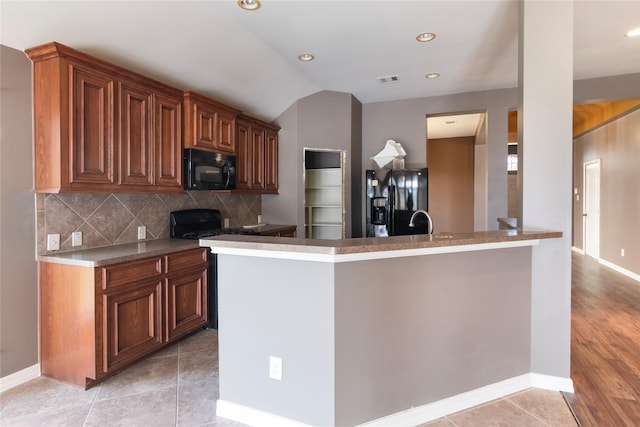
[
  {"x1": 269, "y1": 356, "x2": 282, "y2": 380},
  {"x1": 47, "y1": 233, "x2": 60, "y2": 251},
  {"x1": 72, "y1": 231, "x2": 82, "y2": 247}
]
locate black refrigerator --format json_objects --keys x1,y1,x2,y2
[{"x1": 366, "y1": 168, "x2": 430, "y2": 237}]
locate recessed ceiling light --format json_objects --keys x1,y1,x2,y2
[
  {"x1": 297, "y1": 53, "x2": 315, "y2": 62},
  {"x1": 237, "y1": 0, "x2": 261, "y2": 11},
  {"x1": 625, "y1": 27, "x2": 640, "y2": 37},
  {"x1": 425, "y1": 72, "x2": 440, "y2": 79},
  {"x1": 416, "y1": 32, "x2": 436, "y2": 42}
]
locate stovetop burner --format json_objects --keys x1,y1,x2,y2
[
  {"x1": 179, "y1": 229, "x2": 258, "y2": 240},
  {"x1": 169, "y1": 209, "x2": 259, "y2": 240}
]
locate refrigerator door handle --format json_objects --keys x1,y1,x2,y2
[{"x1": 388, "y1": 184, "x2": 395, "y2": 235}]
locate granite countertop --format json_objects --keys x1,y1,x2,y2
[
  {"x1": 37, "y1": 224, "x2": 298, "y2": 267},
  {"x1": 239, "y1": 224, "x2": 297, "y2": 234},
  {"x1": 38, "y1": 238, "x2": 201, "y2": 267},
  {"x1": 200, "y1": 229, "x2": 562, "y2": 257}
]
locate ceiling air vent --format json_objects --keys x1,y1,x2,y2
[{"x1": 377, "y1": 75, "x2": 399, "y2": 83}]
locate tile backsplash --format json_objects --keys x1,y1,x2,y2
[{"x1": 36, "y1": 192, "x2": 261, "y2": 254}]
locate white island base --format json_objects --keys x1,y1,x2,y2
[{"x1": 202, "y1": 232, "x2": 572, "y2": 426}]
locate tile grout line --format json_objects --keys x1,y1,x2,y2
[
  {"x1": 82, "y1": 382, "x2": 102, "y2": 427},
  {"x1": 175, "y1": 341, "x2": 182, "y2": 427},
  {"x1": 504, "y1": 393, "x2": 576, "y2": 427}
]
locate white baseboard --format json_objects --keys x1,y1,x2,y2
[
  {"x1": 572, "y1": 247, "x2": 639, "y2": 283},
  {"x1": 357, "y1": 373, "x2": 573, "y2": 427},
  {"x1": 217, "y1": 373, "x2": 574, "y2": 427},
  {"x1": 598, "y1": 258, "x2": 640, "y2": 282},
  {"x1": 0, "y1": 364, "x2": 40, "y2": 393},
  {"x1": 217, "y1": 400, "x2": 313, "y2": 427},
  {"x1": 530, "y1": 372, "x2": 574, "y2": 393}
]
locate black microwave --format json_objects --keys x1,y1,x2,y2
[{"x1": 184, "y1": 148, "x2": 236, "y2": 190}]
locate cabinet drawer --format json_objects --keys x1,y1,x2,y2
[
  {"x1": 102, "y1": 257, "x2": 163, "y2": 290},
  {"x1": 165, "y1": 248, "x2": 208, "y2": 273}
]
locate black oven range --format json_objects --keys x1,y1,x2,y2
[{"x1": 169, "y1": 209, "x2": 258, "y2": 329}]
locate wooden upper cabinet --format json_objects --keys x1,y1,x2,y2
[
  {"x1": 183, "y1": 91, "x2": 240, "y2": 154},
  {"x1": 26, "y1": 41, "x2": 183, "y2": 193},
  {"x1": 250, "y1": 126, "x2": 266, "y2": 189},
  {"x1": 265, "y1": 127, "x2": 279, "y2": 193},
  {"x1": 235, "y1": 119, "x2": 252, "y2": 190},
  {"x1": 234, "y1": 115, "x2": 279, "y2": 194},
  {"x1": 154, "y1": 93, "x2": 182, "y2": 189},
  {"x1": 119, "y1": 81, "x2": 153, "y2": 187},
  {"x1": 70, "y1": 65, "x2": 116, "y2": 187}
]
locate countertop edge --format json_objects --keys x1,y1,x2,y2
[
  {"x1": 36, "y1": 224, "x2": 298, "y2": 267},
  {"x1": 37, "y1": 239, "x2": 201, "y2": 267},
  {"x1": 200, "y1": 230, "x2": 562, "y2": 262}
]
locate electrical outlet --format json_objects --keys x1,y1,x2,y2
[
  {"x1": 621, "y1": 249, "x2": 625, "y2": 257},
  {"x1": 47, "y1": 233, "x2": 60, "y2": 251},
  {"x1": 137, "y1": 226, "x2": 146, "y2": 240},
  {"x1": 269, "y1": 356, "x2": 282, "y2": 380},
  {"x1": 258, "y1": 214, "x2": 263, "y2": 224},
  {"x1": 72, "y1": 231, "x2": 83, "y2": 247},
  {"x1": 224, "y1": 218, "x2": 230, "y2": 228}
]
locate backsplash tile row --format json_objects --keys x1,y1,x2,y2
[{"x1": 36, "y1": 192, "x2": 261, "y2": 254}]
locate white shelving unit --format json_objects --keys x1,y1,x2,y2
[{"x1": 304, "y1": 168, "x2": 343, "y2": 239}]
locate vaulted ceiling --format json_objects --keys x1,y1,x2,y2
[{"x1": 2, "y1": 1, "x2": 639, "y2": 123}]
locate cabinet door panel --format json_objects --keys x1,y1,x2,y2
[
  {"x1": 195, "y1": 104, "x2": 216, "y2": 150},
  {"x1": 235, "y1": 120, "x2": 251, "y2": 190},
  {"x1": 70, "y1": 64, "x2": 115, "y2": 185},
  {"x1": 119, "y1": 82, "x2": 153, "y2": 186},
  {"x1": 217, "y1": 111, "x2": 236, "y2": 154},
  {"x1": 103, "y1": 281, "x2": 163, "y2": 372},
  {"x1": 154, "y1": 94, "x2": 182, "y2": 188},
  {"x1": 165, "y1": 270, "x2": 207, "y2": 342},
  {"x1": 250, "y1": 128, "x2": 265, "y2": 189},
  {"x1": 265, "y1": 129, "x2": 278, "y2": 192}
]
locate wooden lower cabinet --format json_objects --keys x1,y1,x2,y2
[
  {"x1": 165, "y1": 269, "x2": 207, "y2": 342},
  {"x1": 103, "y1": 280, "x2": 163, "y2": 373},
  {"x1": 40, "y1": 247, "x2": 208, "y2": 388}
]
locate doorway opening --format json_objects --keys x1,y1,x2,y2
[
  {"x1": 303, "y1": 148, "x2": 346, "y2": 239},
  {"x1": 583, "y1": 159, "x2": 601, "y2": 259},
  {"x1": 426, "y1": 111, "x2": 486, "y2": 233}
]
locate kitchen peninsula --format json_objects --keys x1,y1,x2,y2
[{"x1": 200, "y1": 229, "x2": 565, "y2": 426}]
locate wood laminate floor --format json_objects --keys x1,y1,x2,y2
[{"x1": 563, "y1": 252, "x2": 640, "y2": 426}]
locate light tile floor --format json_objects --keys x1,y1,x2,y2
[{"x1": 1, "y1": 329, "x2": 577, "y2": 426}]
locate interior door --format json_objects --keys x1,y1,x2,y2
[{"x1": 584, "y1": 160, "x2": 601, "y2": 258}]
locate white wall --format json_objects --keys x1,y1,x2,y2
[
  {"x1": 363, "y1": 89, "x2": 516, "y2": 231},
  {"x1": 269, "y1": 90, "x2": 361, "y2": 237},
  {"x1": 518, "y1": 0, "x2": 573, "y2": 378},
  {"x1": 0, "y1": 45, "x2": 38, "y2": 377},
  {"x1": 216, "y1": 246, "x2": 533, "y2": 426}
]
